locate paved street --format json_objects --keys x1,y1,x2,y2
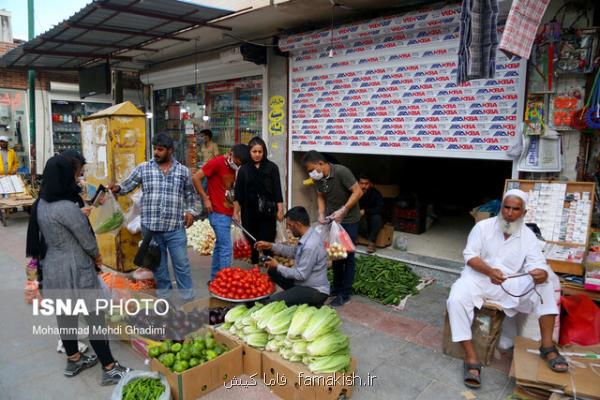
[{"x1": 0, "y1": 214, "x2": 515, "y2": 399}]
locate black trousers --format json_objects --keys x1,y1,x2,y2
[
  {"x1": 242, "y1": 212, "x2": 276, "y2": 264},
  {"x1": 266, "y1": 268, "x2": 328, "y2": 307},
  {"x1": 56, "y1": 311, "x2": 115, "y2": 367},
  {"x1": 359, "y1": 214, "x2": 384, "y2": 243}
]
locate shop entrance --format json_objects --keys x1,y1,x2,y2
[{"x1": 291, "y1": 152, "x2": 513, "y2": 262}]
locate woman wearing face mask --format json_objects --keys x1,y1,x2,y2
[{"x1": 233, "y1": 136, "x2": 284, "y2": 268}]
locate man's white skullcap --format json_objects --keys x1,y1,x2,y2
[
  {"x1": 504, "y1": 189, "x2": 528, "y2": 209},
  {"x1": 0, "y1": 136, "x2": 8, "y2": 142}
]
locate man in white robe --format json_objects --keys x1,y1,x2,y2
[{"x1": 447, "y1": 189, "x2": 568, "y2": 388}]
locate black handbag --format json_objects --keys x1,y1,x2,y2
[
  {"x1": 257, "y1": 194, "x2": 277, "y2": 216},
  {"x1": 134, "y1": 232, "x2": 161, "y2": 270}
]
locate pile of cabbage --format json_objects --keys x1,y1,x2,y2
[
  {"x1": 218, "y1": 302, "x2": 350, "y2": 373},
  {"x1": 186, "y1": 219, "x2": 215, "y2": 255}
]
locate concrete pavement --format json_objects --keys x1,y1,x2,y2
[{"x1": 0, "y1": 214, "x2": 515, "y2": 399}]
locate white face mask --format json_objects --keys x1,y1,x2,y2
[
  {"x1": 309, "y1": 169, "x2": 324, "y2": 181},
  {"x1": 227, "y1": 157, "x2": 239, "y2": 171}
]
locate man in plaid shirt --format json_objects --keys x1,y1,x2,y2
[{"x1": 110, "y1": 133, "x2": 196, "y2": 301}]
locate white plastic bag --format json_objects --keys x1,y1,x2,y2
[
  {"x1": 325, "y1": 222, "x2": 356, "y2": 260},
  {"x1": 110, "y1": 370, "x2": 170, "y2": 400},
  {"x1": 92, "y1": 191, "x2": 124, "y2": 235},
  {"x1": 124, "y1": 191, "x2": 142, "y2": 234},
  {"x1": 275, "y1": 221, "x2": 288, "y2": 244}
]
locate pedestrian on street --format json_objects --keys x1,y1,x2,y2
[
  {"x1": 192, "y1": 144, "x2": 248, "y2": 280},
  {"x1": 0, "y1": 135, "x2": 18, "y2": 175},
  {"x1": 110, "y1": 133, "x2": 196, "y2": 301},
  {"x1": 234, "y1": 136, "x2": 284, "y2": 268},
  {"x1": 302, "y1": 150, "x2": 363, "y2": 307},
  {"x1": 358, "y1": 174, "x2": 385, "y2": 253},
  {"x1": 255, "y1": 206, "x2": 330, "y2": 307},
  {"x1": 198, "y1": 129, "x2": 220, "y2": 163},
  {"x1": 28, "y1": 155, "x2": 130, "y2": 385}
]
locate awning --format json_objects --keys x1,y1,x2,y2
[{"x1": 0, "y1": 0, "x2": 234, "y2": 71}]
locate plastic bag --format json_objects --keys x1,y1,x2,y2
[
  {"x1": 325, "y1": 222, "x2": 355, "y2": 260},
  {"x1": 110, "y1": 370, "x2": 170, "y2": 400},
  {"x1": 24, "y1": 280, "x2": 41, "y2": 304},
  {"x1": 232, "y1": 225, "x2": 252, "y2": 260},
  {"x1": 124, "y1": 191, "x2": 142, "y2": 234},
  {"x1": 275, "y1": 221, "x2": 288, "y2": 244},
  {"x1": 133, "y1": 268, "x2": 154, "y2": 281},
  {"x1": 92, "y1": 191, "x2": 125, "y2": 235},
  {"x1": 559, "y1": 294, "x2": 600, "y2": 346}
]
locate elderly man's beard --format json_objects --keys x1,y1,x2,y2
[{"x1": 498, "y1": 214, "x2": 524, "y2": 236}]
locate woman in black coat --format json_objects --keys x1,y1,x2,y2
[{"x1": 234, "y1": 136, "x2": 284, "y2": 267}]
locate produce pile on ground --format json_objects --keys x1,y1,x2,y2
[
  {"x1": 208, "y1": 267, "x2": 275, "y2": 300},
  {"x1": 100, "y1": 271, "x2": 156, "y2": 291},
  {"x1": 328, "y1": 256, "x2": 420, "y2": 305},
  {"x1": 219, "y1": 302, "x2": 351, "y2": 373},
  {"x1": 120, "y1": 376, "x2": 166, "y2": 400},
  {"x1": 148, "y1": 331, "x2": 229, "y2": 373},
  {"x1": 186, "y1": 219, "x2": 215, "y2": 255}
]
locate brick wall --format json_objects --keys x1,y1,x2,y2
[{"x1": 0, "y1": 40, "x2": 79, "y2": 90}]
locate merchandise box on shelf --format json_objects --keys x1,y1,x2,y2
[
  {"x1": 261, "y1": 351, "x2": 357, "y2": 400},
  {"x1": 504, "y1": 179, "x2": 596, "y2": 276},
  {"x1": 150, "y1": 329, "x2": 243, "y2": 400}
]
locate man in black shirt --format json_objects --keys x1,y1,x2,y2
[{"x1": 358, "y1": 174, "x2": 385, "y2": 253}]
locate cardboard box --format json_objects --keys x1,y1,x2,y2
[
  {"x1": 212, "y1": 327, "x2": 263, "y2": 377},
  {"x1": 470, "y1": 206, "x2": 495, "y2": 223},
  {"x1": 442, "y1": 304, "x2": 505, "y2": 366},
  {"x1": 150, "y1": 329, "x2": 243, "y2": 400},
  {"x1": 373, "y1": 184, "x2": 400, "y2": 199},
  {"x1": 514, "y1": 336, "x2": 600, "y2": 400},
  {"x1": 357, "y1": 223, "x2": 394, "y2": 248},
  {"x1": 261, "y1": 351, "x2": 357, "y2": 400}
]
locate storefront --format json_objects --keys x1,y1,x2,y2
[
  {"x1": 281, "y1": 4, "x2": 525, "y2": 261},
  {"x1": 0, "y1": 87, "x2": 29, "y2": 173},
  {"x1": 143, "y1": 56, "x2": 266, "y2": 169},
  {"x1": 34, "y1": 82, "x2": 143, "y2": 174}
]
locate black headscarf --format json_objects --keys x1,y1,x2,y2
[{"x1": 26, "y1": 155, "x2": 84, "y2": 259}]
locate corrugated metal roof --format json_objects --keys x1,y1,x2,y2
[{"x1": 0, "y1": 0, "x2": 233, "y2": 70}]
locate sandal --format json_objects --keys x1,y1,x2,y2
[
  {"x1": 539, "y1": 345, "x2": 569, "y2": 373},
  {"x1": 463, "y1": 361, "x2": 482, "y2": 389}
]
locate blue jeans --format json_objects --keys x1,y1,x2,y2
[
  {"x1": 142, "y1": 227, "x2": 194, "y2": 301},
  {"x1": 332, "y1": 222, "x2": 359, "y2": 299},
  {"x1": 208, "y1": 212, "x2": 232, "y2": 280}
]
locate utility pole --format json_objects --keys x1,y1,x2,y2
[{"x1": 27, "y1": 0, "x2": 36, "y2": 182}]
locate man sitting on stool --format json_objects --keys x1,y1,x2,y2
[
  {"x1": 255, "y1": 206, "x2": 329, "y2": 307},
  {"x1": 358, "y1": 174, "x2": 385, "y2": 253},
  {"x1": 446, "y1": 189, "x2": 567, "y2": 389}
]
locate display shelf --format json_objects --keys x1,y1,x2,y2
[{"x1": 505, "y1": 179, "x2": 595, "y2": 276}]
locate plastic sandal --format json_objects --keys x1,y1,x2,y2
[
  {"x1": 463, "y1": 362, "x2": 482, "y2": 388},
  {"x1": 539, "y1": 345, "x2": 569, "y2": 373}
]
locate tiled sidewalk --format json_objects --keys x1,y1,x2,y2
[{"x1": 0, "y1": 215, "x2": 514, "y2": 399}]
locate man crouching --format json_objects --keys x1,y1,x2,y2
[{"x1": 447, "y1": 189, "x2": 568, "y2": 389}]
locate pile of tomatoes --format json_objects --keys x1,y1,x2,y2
[{"x1": 208, "y1": 267, "x2": 275, "y2": 300}]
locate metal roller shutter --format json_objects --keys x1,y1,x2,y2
[{"x1": 280, "y1": 4, "x2": 526, "y2": 160}]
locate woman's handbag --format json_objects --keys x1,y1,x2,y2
[{"x1": 257, "y1": 194, "x2": 277, "y2": 216}]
